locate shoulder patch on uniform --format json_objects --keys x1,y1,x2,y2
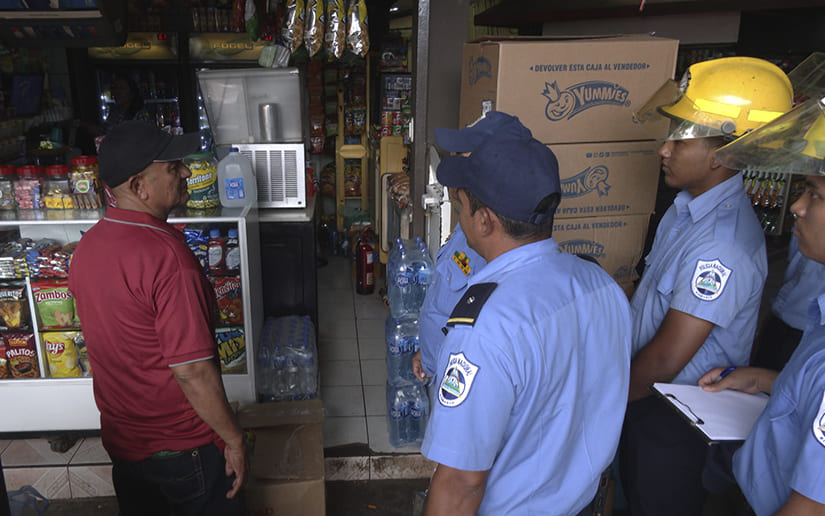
[
  {"x1": 691, "y1": 259, "x2": 731, "y2": 301},
  {"x1": 438, "y1": 352, "x2": 480, "y2": 407},
  {"x1": 812, "y1": 391, "x2": 825, "y2": 448},
  {"x1": 452, "y1": 250, "x2": 473, "y2": 276},
  {"x1": 446, "y1": 282, "x2": 497, "y2": 327}
]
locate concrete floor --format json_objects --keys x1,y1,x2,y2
[{"x1": 39, "y1": 479, "x2": 431, "y2": 515}]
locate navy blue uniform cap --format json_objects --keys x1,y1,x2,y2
[
  {"x1": 437, "y1": 134, "x2": 561, "y2": 224},
  {"x1": 435, "y1": 111, "x2": 532, "y2": 153}
]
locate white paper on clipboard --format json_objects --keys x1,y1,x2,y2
[{"x1": 652, "y1": 382, "x2": 770, "y2": 443}]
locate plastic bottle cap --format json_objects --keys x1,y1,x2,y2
[
  {"x1": 45, "y1": 165, "x2": 70, "y2": 176},
  {"x1": 209, "y1": 228, "x2": 221, "y2": 238},
  {"x1": 71, "y1": 156, "x2": 98, "y2": 166},
  {"x1": 186, "y1": 152, "x2": 213, "y2": 161},
  {"x1": 16, "y1": 165, "x2": 43, "y2": 176},
  {"x1": 228, "y1": 228, "x2": 238, "y2": 237}
]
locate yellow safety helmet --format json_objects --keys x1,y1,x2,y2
[{"x1": 635, "y1": 57, "x2": 793, "y2": 141}]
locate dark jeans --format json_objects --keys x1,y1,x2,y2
[
  {"x1": 619, "y1": 395, "x2": 709, "y2": 516},
  {"x1": 111, "y1": 442, "x2": 244, "y2": 516}
]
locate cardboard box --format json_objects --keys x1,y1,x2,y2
[
  {"x1": 460, "y1": 35, "x2": 679, "y2": 144},
  {"x1": 552, "y1": 140, "x2": 661, "y2": 219},
  {"x1": 237, "y1": 399, "x2": 325, "y2": 482},
  {"x1": 554, "y1": 214, "x2": 650, "y2": 282},
  {"x1": 245, "y1": 477, "x2": 326, "y2": 516}
]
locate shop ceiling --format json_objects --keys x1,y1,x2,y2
[{"x1": 473, "y1": 0, "x2": 825, "y2": 30}]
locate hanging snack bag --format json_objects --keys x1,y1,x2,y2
[
  {"x1": 346, "y1": 0, "x2": 369, "y2": 58},
  {"x1": 42, "y1": 331, "x2": 82, "y2": 378},
  {"x1": 283, "y1": 0, "x2": 305, "y2": 54},
  {"x1": 31, "y1": 279, "x2": 76, "y2": 329},
  {"x1": 0, "y1": 281, "x2": 30, "y2": 331},
  {"x1": 0, "y1": 340, "x2": 9, "y2": 378},
  {"x1": 5, "y1": 333, "x2": 39, "y2": 379},
  {"x1": 304, "y1": 0, "x2": 324, "y2": 57},
  {"x1": 325, "y1": 0, "x2": 345, "y2": 59},
  {"x1": 216, "y1": 326, "x2": 246, "y2": 374},
  {"x1": 75, "y1": 333, "x2": 92, "y2": 377},
  {"x1": 210, "y1": 276, "x2": 243, "y2": 325}
]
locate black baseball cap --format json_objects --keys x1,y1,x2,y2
[
  {"x1": 435, "y1": 111, "x2": 533, "y2": 153},
  {"x1": 437, "y1": 134, "x2": 561, "y2": 224},
  {"x1": 98, "y1": 121, "x2": 202, "y2": 188}
]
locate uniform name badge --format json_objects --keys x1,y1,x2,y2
[
  {"x1": 438, "y1": 352, "x2": 480, "y2": 408},
  {"x1": 691, "y1": 259, "x2": 732, "y2": 301},
  {"x1": 813, "y1": 391, "x2": 825, "y2": 448}
]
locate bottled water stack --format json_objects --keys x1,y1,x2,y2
[
  {"x1": 386, "y1": 380, "x2": 430, "y2": 448},
  {"x1": 256, "y1": 315, "x2": 318, "y2": 401},
  {"x1": 385, "y1": 314, "x2": 419, "y2": 384}
]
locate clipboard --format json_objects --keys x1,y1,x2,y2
[{"x1": 651, "y1": 382, "x2": 769, "y2": 444}]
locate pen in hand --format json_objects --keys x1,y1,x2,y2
[{"x1": 717, "y1": 366, "x2": 736, "y2": 382}]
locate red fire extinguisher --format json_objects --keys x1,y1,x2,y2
[{"x1": 356, "y1": 228, "x2": 376, "y2": 295}]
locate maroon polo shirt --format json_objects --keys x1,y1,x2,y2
[{"x1": 69, "y1": 207, "x2": 220, "y2": 461}]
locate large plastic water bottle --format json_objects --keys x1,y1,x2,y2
[
  {"x1": 217, "y1": 148, "x2": 258, "y2": 208},
  {"x1": 409, "y1": 244, "x2": 434, "y2": 313},
  {"x1": 295, "y1": 341, "x2": 318, "y2": 398},
  {"x1": 406, "y1": 381, "x2": 430, "y2": 446},
  {"x1": 385, "y1": 314, "x2": 419, "y2": 384},
  {"x1": 387, "y1": 381, "x2": 411, "y2": 447},
  {"x1": 388, "y1": 247, "x2": 415, "y2": 318},
  {"x1": 271, "y1": 345, "x2": 287, "y2": 399}
]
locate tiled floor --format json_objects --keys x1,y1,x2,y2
[{"x1": 317, "y1": 255, "x2": 435, "y2": 478}]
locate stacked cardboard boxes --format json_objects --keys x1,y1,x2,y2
[
  {"x1": 459, "y1": 34, "x2": 679, "y2": 287},
  {"x1": 238, "y1": 399, "x2": 326, "y2": 516}
]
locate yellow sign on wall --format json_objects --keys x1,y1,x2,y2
[
  {"x1": 88, "y1": 32, "x2": 178, "y2": 60},
  {"x1": 189, "y1": 33, "x2": 268, "y2": 61}
]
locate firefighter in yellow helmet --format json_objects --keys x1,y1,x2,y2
[
  {"x1": 696, "y1": 94, "x2": 825, "y2": 516},
  {"x1": 619, "y1": 57, "x2": 793, "y2": 516}
]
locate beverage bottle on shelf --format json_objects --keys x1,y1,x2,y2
[
  {"x1": 387, "y1": 381, "x2": 411, "y2": 447},
  {"x1": 385, "y1": 314, "x2": 419, "y2": 384},
  {"x1": 217, "y1": 148, "x2": 258, "y2": 208},
  {"x1": 406, "y1": 381, "x2": 430, "y2": 446},
  {"x1": 271, "y1": 345, "x2": 287, "y2": 399},
  {"x1": 295, "y1": 341, "x2": 318, "y2": 398},
  {"x1": 283, "y1": 349, "x2": 300, "y2": 399},
  {"x1": 207, "y1": 228, "x2": 226, "y2": 275},
  {"x1": 225, "y1": 228, "x2": 240, "y2": 274}
]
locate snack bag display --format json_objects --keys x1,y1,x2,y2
[
  {"x1": 0, "y1": 281, "x2": 30, "y2": 331},
  {"x1": 210, "y1": 276, "x2": 243, "y2": 325},
  {"x1": 31, "y1": 279, "x2": 77, "y2": 329},
  {"x1": 283, "y1": 0, "x2": 305, "y2": 54},
  {"x1": 42, "y1": 331, "x2": 82, "y2": 378},
  {"x1": 325, "y1": 0, "x2": 345, "y2": 59},
  {"x1": 346, "y1": 0, "x2": 369, "y2": 58},
  {"x1": 4, "y1": 332, "x2": 39, "y2": 378},
  {"x1": 216, "y1": 326, "x2": 246, "y2": 374},
  {"x1": 304, "y1": 0, "x2": 324, "y2": 57}
]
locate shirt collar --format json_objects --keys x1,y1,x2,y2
[
  {"x1": 102, "y1": 207, "x2": 184, "y2": 242},
  {"x1": 474, "y1": 238, "x2": 560, "y2": 281},
  {"x1": 674, "y1": 172, "x2": 744, "y2": 223}
]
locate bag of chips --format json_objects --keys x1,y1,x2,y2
[
  {"x1": 31, "y1": 279, "x2": 77, "y2": 329},
  {"x1": 346, "y1": 0, "x2": 369, "y2": 58},
  {"x1": 304, "y1": 0, "x2": 324, "y2": 57},
  {"x1": 325, "y1": 0, "x2": 345, "y2": 59},
  {"x1": 216, "y1": 327, "x2": 246, "y2": 374},
  {"x1": 211, "y1": 276, "x2": 243, "y2": 325},
  {"x1": 283, "y1": 0, "x2": 305, "y2": 54},
  {"x1": 42, "y1": 331, "x2": 83, "y2": 378},
  {"x1": 5, "y1": 333, "x2": 39, "y2": 379}
]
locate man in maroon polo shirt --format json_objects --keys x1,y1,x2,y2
[{"x1": 68, "y1": 121, "x2": 246, "y2": 516}]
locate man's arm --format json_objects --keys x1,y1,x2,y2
[
  {"x1": 629, "y1": 308, "x2": 714, "y2": 401},
  {"x1": 424, "y1": 463, "x2": 488, "y2": 516},
  {"x1": 774, "y1": 490, "x2": 825, "y2": 516},
  {"x1": 173, "y1": 358, "x2": 247, "y2": 499}
]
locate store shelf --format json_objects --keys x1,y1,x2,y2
[{"x1": 0, "y1": 206, "x2": 264, "y2": 433}]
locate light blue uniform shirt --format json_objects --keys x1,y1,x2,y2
[
  {"x1": 422, "y1": 239, "x2": 632, "y2": 516},
  {"x1": 771, "y1": 235, "x2": 825, "y2": 330},
  {"x1": 630, "y1": 173, "x2": 767, "y2": 384},
  {"x1": 734, "y1": 292, "x2": 825, "y2": 516},
  {"x1": 418, "y1": 223, "x2": 486, "y2": 378}
]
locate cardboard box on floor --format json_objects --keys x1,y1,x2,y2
[
  {"x1": 238, "y1": 399, "x2": 326, "y2": 516},
  {"x1": 460, "y1": 34, "x2": 679, "y2": 144},
  {"x1": 552, "y1": 140, "x2": 661, "y2": 219},
  {"x1": 554, "y1": 213, "x2": 650, "y2": 283}
]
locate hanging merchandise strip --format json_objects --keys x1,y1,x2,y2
[
  {"x1": 346, "y1": 0, "x2": 369, "y2": 58},
  {"x1": 304, "y1": 0, "x2": 324, "y2": 57},
  {"x1": 326, "y1": 0, "x2": 346, "y2": 59},
  {"x1": 283, "y1": 0, "x2": 305, "y2": 54}
]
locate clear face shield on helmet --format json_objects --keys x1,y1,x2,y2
[
  {"x1": 633, "y1": 74, "x2": 741, "y2": 141},
  {"x1": 714, "y1": 96, "x2": 825, "y2": 176}
]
